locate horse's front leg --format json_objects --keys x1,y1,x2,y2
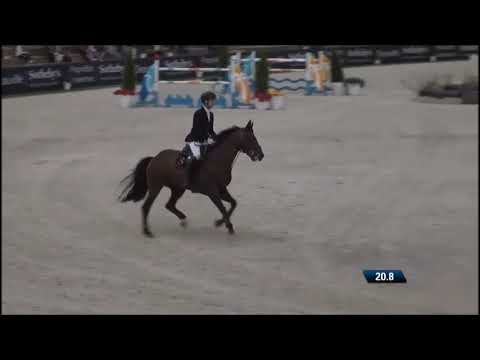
[
  {"x1": 214, "y1": 187, "x2": 237, "y2": 229},
  {"x1": 207, "y1": 191, "x2": 235, "y2": 235}
]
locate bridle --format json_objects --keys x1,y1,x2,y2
[
  {"x1": 232, "y1": 145, "x2": 244, "y2": 167},
  {"x1": 234, "y1": 133, "x2": 259, "y2": 165}
]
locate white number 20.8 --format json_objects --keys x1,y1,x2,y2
[{"x1": 375, "y1": 272, "x2": 394, "y2": 281}]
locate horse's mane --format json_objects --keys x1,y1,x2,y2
[{"x1": 209, "y1": 126, "x2": 241, "y2": 150}]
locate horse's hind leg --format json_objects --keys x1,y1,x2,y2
[
  {"x1": 142, "y1": 186, "x2": 162, "y2": 237},
  {"x1": 165, "y1": 187, "x2": 188, "y2": 227}
]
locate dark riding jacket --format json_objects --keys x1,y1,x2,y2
[{"x1": 185, "y1": 107, "x2": 217, "y2": 143}]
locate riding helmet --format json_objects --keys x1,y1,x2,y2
[{"x1": 200, "y1": 91, "x2": 217, "y2": 104}]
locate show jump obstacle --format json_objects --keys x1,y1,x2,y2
[
  {"x1": 130, "y1": 51, "x2": 331, "y2": 109},
  {"x1": 269, "y1": 52, "x2": 332, "y2": 94}
]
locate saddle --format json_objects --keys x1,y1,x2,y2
[
  {"x1": 177, "y1": 143, "x2": 211, "y2": 167},
  {"x1": 178, "y1": 144, "x2": 193, "y2": 165}
]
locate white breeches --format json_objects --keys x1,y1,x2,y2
[{"x1": 187, "y1": 142, "x2": 207, "y2": 160}]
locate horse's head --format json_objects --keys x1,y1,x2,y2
[{"x1": 238, "y1": 120, "x2": 264, "y2": 162}]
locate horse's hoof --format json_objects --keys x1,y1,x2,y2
[
  {"x1": 214, "y1": 219, "x2": 224, "y2": 227},
  {"x1": 180, "y1": 219, "x2": 188, "y2": 228},
  {"x1": 143, "y1": 229, "x2": 154, "y2": 238},
  {"x1": 227, "y1": 226, "x2": 235, "y2": 235}
]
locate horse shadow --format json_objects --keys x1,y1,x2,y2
[{"x1": 149, "y1": 222, "x2": 289, "y2": 246}]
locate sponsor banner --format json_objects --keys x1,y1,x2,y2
[
  {"x1": 159, "y1": 71, "x2": 197, "y2": 81},
  {"x1": 375, "y1": 47, "x2": 402, "y2": 64},
  {"x1": 161, "y1": 56, "x2": 196, "y2": 68},
  {"x1": 96, "y1": 62, "x2": 124, "y2": 85},
  {"x1": 458, "y1": 45, "x2": 478, "y2": 54},
  {"x1": 433, "y1": 45, "x2": 457, "y2": 52},
  {"x1": 399, "y1": 46, "x2": 431, "y2": 62},
  {"x1": 2, "y1": 67, "x2": 29, "y2": 94},
  {"x1": 25, "y1": 65, "x2": 64, "y2": 90},
  {"x1": 343, "y1": 47, "x2": 374, "y2": 66},
  {"x1": 346, "y1": 48, "x2": 374, "y2": 58},
  {"x1": 2, "y1": 64, "x2": 65, "y2": 95},
  {"x1": 432, "y1": 45, "x2": 458, "y2": 60},
  {"x1": 331, "y1": 48, "x2": 346, "y2": 58},
  {"x1": 66, "y1": 63, "x2": 97, "y2": 86},
  {"x1": 198, "y1": 55, "x2": 220, "y2": 67},
  {"x1": 431, "y1": 46, "x2": 470, "y2": 61},
  {"x1": 202, "y1": 71, "x2": 227, "y2": 81},
  {"x1": 435, "y1": 52, "x2": 470, "y2": 61}
]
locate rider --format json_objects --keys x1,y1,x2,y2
[{"x1": 182, "y1": 91, "x2": 218, "y2": 187}]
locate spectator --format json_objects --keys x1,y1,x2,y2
[
  {"x1": 54, "y1": 48, "x2": 65, "y2": 63},
  {"x1": 148, "y1": 52, "x2": 161, "y2": 64},
  {"x1": 47, "y1": 47, "x2": 56, "y2": 63},
  {"x1": 97, "y1": 46, "x2": 106, "y2": 61},
  {"x1": 104, "y1": 45, "x2": 121, "y2": 60},
  {"x1": 16, "y1": 45, "x2": 31, "y2": 63},
  {"x1": 121, "y1": 45, "x2": 132, "y2": 57},
  {"x1": 62, "y1": 49, "x2": 72, "y2": 63},
  {"x1": 46, "y1": 46, "x2": 70, "y2": 63},
  {"x1": 86, "y1": 45, "x2": 100, "y2": 62}
]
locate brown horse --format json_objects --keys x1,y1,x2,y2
[{"x1": 118, "y1": 120, "x2": 264, "y2": 237}]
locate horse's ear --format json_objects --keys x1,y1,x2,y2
[{"x1": 246, "y1": 120, "x2": 253, "y2": 131}]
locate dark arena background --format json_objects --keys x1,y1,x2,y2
[{"x1": 2, "y1": 45, "x2": 478, "y2": 314}]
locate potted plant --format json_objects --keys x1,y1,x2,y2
[
  {"x1": 344, "y1": 77, "x2": 365, "y2": 95},
  {"x1": 330, "y1": 50, "x2": 345, "y2": 96},
  {"x1": 114, "y1": 49, "x2": 136, "y2": 107},
  {"x1": 254, "y1": 52, "x2": 271, "y2": 110}
]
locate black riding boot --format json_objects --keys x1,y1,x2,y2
[{"x1": 183, "y1": 157, "x2": 194, "y2": 188}]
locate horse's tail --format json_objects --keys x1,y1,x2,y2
[{"x1": 118, "y1": 156, "x2": 153, "y2": 203}]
